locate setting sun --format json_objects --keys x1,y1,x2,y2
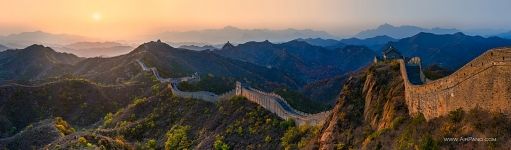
[{"x1": 92, "y1": 12, "x2": 102, "y2": 21}]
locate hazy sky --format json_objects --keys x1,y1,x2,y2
[{"x1": 1, "y1": 0, "x2": 510, "y2": 40}]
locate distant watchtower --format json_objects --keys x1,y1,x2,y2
[
  {"x1": 382, "y1": 46, "x2": 403, "y2": 60},
  {"x1": 374, "y1": 45, "x2": 404, "y2": 63},
  {"x1": 222, "y1": 41, "x2": 235, "y2": 50},
  {"x1": 235, "y1": 81, "x2": 242, "y2": 96}
]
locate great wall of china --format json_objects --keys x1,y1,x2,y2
[
  {"x1": 136, "y1": 60, "x2": 331, "y2": 125},
  {"x1": 137, "y1": 47, "x2": 511, "y2": 124},
  {"x1": 400, "y1": 47, "x2": 511, "y2": 120}
]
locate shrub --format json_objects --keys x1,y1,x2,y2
[
  {"x1": 390, "y1": 61, "x2": 401, "y2": 71},
  {"x1": 420, "y1": 135, "x2": 439, "y2": 150},
  {"x1": 335, "y1": 143, "x2": 346, "y2": 150},
  {"x1": 214, "y1": 136, "x2": 230, "y2": 150},
  {"x1": 103, "y1": 113, "x2": 114, "y2": 126},
  {"x1": 264, "y1": 136, "x2": 272, "y2": 143},
  {"x1": 165, "y1": 125, "x2": 191, "y2": 150},
  {"x1": 281, "y1": 127, "x2": 301, "y2": 149},
  {"x1": 78, "y1": 137, "x2": 87, "y2": 145},
  {"x1": 236, "y1": 126, "x2": 243, "y2": 136},
  {"x1": 411, "y1": 113, "x2": 426, "y2": 125},
  {"x1": 145, "y1": 139, "x2": 157, "y2": 150},
  {"x1": 133, "y1": 97, "x2": 147, "y2": 106},
  {"x1": 280, "y1": 118, "x2": 295, "y2": 129},
  {"x1": 448, "y1": 108, "x2": 464, "y2": 123},
  {"x1": 55, "y1": 117, "x2": 75, "y2": 136},
  {"x1": 391, "y1": 116, "x2": 405, "y2": 129}
]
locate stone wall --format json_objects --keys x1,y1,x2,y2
[
  {"x1": 400, "y1": 48, "x2": 511, "y2": 120},
  {"x1": 137, "y1": 60, "x2": 331, "y2": 125},
  {"x1": 235, "y1": 83, "x2": 331, "y2": 125},
  {"x1": 168, "y1": 83, "x2": 221, "y2": 102},
  {"x1": 137, "y1": 60, "x2": 221, "y2": 102}
]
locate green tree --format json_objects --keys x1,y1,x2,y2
[
  {"x1": 165, "y1": 125, "x2": 191, "y2": 150},
  {"x1": 214, "y1": 136, "x2": 230, "y2": 150},
  {"x1": 55, "y1": 117, "x2": 75, "y2": 136},
  {"x1": 103, "y1": 113, "x2": 114, "y2": 126},
  {"x1": 145, "y1": 139, "x2": 157, "y2": 150},
  {"x1": 281, "y1": 127, "x2": 301, "y2": 149}
]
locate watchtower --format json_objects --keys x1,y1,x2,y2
[
  {"x1": 235, "y1": 81, "x2": 242, "y2": 96},
  {"x1": 383, "y1": 46, "x2": 403, "y2": 60}
]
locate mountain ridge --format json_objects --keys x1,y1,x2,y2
[
  {"x1": 355, "y1": 23, "x2": 460, "y2": 39},
  {"x1": 0, "y1": 31, "x2": 93, "y2": 48},
  {"x1": 150, "y1": 26, "x2": 337, "y2": 44},
  {"x1": 57, "y1": 41, "x2": 134, "y2": 58},
  {"x1": 0, "y1": 44, "x2": 82, "y2": 81},
  {"x1": 388, "y1": 32, "x2": 511, "y2": 69}
]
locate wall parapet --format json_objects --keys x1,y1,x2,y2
[{"x1": 400, "y1": 48, "x2": 511, "y2": 120}]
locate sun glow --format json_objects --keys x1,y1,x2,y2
[{"x1": 92, "y1": 12, "x2": 102, "y2": 21}]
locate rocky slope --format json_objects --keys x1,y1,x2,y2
[
  {"x1": 313, "y1": 61, "x2": 511, "y2": 149},
  {"x1": 315, "y1": 61, "x2": 406, "y2": 149},
  {"x1": 43, "y1": 93, "x2": 297, "y2": 149},
  {"x1": 0, "y1": 118, "x2": 74, "y2": 150},
  {"x1": 0, "y1": 78, "x2": 155, "y2": 138}
]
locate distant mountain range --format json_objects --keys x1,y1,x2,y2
[
  {"x1": 0, "y1": 40, "x2": 376, "y2": 103},
  {"x1": 0, "y1": 42, "x2": 301, "y2": 89},
  {"x1": 298, "y1": 32, "x2": 511, "y2": 71},
  {"x1": 3, "y1": 32, "x2": 511, "y2": 82},
  {"x1": 214, "y1": 40, "x2": 376, "y2": 83},
  {"x1": 0, "y1": 44, "x2": 8, "y2": 51},
  {"x1": 149, "y1": 26, "x2": 337, "y2": 44},
  {"x1": 355, "y1": 23, "x2": 460, "y2": 39},
  {"x1": 297, "y1": 35, "x2": 397, "y2": 51},
  {"x1": 497, "y1": 31, "x2": 511, "y2": 39},
  {"x1": 55, "y1": 42, "x2": 133, "y2": 58},
  {"x1": 388, "y1": 32, "x2": 511, "y2": 69},
  {"x1": 0, "y1": 31, "x2": 92, "y2": 48},
  {"x1": 340, "y1": 35, "x2": 397, "y2": 49},
  {"x1": 2, "y1": 32, "x2": 511, "y2": 99},
  {"x1": 294, "y1": 38, "x2": 341, "y2": 48},
  {"x1": 178, "y1": 45, "x2": 217, "y2": 51},
  {"x1": 2, "y1": 25, "x2": 509, "y2": 52}
]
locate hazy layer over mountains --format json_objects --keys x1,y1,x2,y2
[
  {"x1": 355, "y1": 23, "x2": 460, "y2": 38},
  {"x1": 1, "y1": 24, "x2": 511, "y2": 58},
  {"x1": 0, "y1": 31, "x2": 91, "y2": 48},
  {"x1": 498, "y1": 31, "x2": 511, "y2": 39},
  {"x1": 150, "y1": 26, "x2": 337, "y2": 44},
  {"x1": 0, "y1": 44, "x2": 8, "y2": 51},
  {"x1": 297, "y1": 35, "x2": 397, "y2": 51},
  {"x1": 56, "y1": 42, "x2": 133, "y2": 58}
]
